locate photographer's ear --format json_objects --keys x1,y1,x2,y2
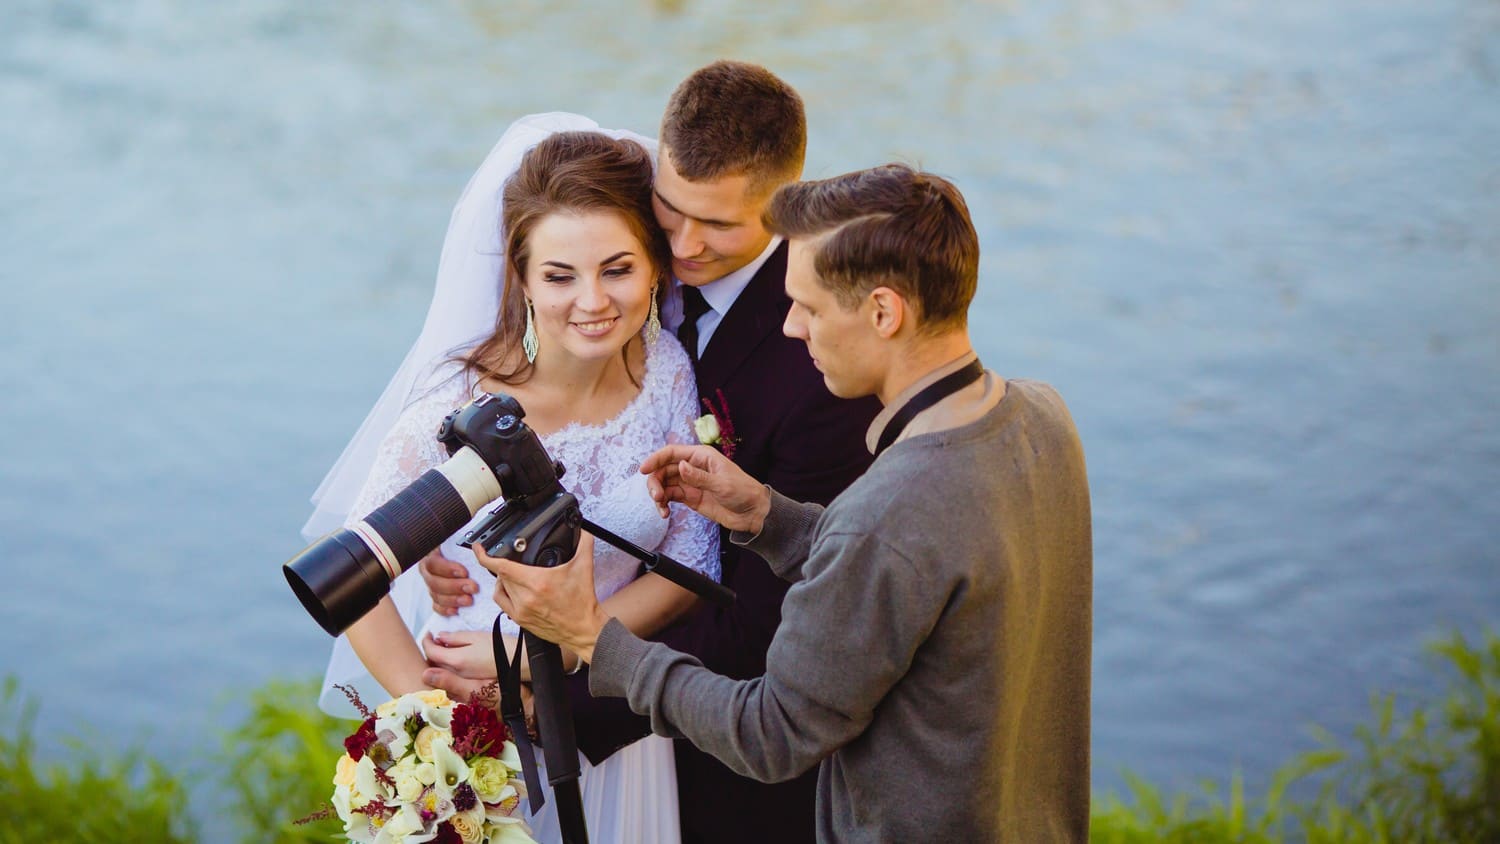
[{"x1": 867, "y1": 286, "x2": 908, "y2": 339}]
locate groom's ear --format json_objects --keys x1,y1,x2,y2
[{"x1": 866, "y1": 286, "x2": 907, "y2": 339}]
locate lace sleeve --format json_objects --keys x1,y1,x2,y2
[
  {"x1": 342, "y1": 394, "x2": 452, "y2": 529},
  {"x1": 653, "y1": 335, "x2": 721, "y2": 581},
  {"x1": 319, "y1": 388, "x2": 455, "y2": 718}
]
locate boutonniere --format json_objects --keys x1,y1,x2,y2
[{"x1": 694, "y1": 389, "x2": 739, "y2": 460}]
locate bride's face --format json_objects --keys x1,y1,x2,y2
[{"x1": 521, "y1": 210, "x2": 657, "y2": 366}]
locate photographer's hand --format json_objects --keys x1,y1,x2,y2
[
  {"x1": 640, "y1": 444, "x2": 771, "y2": 535},
  {"x1": 476, "y1": 533, "x2": 612, "y2": 664},
  {"x1": 419, "y1": 550, "x2": 479, "y2": 616}
]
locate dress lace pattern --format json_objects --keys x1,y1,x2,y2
[{"x1": 344, "y1": 330, "x2": 720, "y2": 639}]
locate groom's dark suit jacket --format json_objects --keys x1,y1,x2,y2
[{"x1": 566, "y1": 241, "x2": 880, "y2": 843}]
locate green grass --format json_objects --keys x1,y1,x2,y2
[
  {"x1": 217, "y1": 678, "x2": 354, "y2": 843},
  {"x1": 1, "y1": 630, "x2": 1495, "y2": 842},
  {"x1": 1091, "y1": 628, "x2": 1500, "y2": 843},
  {"x1": 0, "y1": 676, "x2": 197, "y2": 844}
]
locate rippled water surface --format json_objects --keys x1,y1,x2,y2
[{"x1": 3, "y1": 0, "x2": 1497, "y2": 815}]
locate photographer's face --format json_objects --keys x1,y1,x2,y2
[
  {"x1": 521, "y1": 210, "x2": 657, "y2": 366},
  {"x1": 782, "y1": 238, "x2": 883, "y2": 399},
  {"x1": 652, "y1": 146, "x2": 775, "y2": 286}
]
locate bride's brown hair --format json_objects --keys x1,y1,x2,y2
[{"x1": 462, "y1": 131, "x2": 670, "y2": 387}]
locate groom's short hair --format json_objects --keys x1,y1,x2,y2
[
  {"x1": 765, "y1": 164, "x2": 979, "y2": 332},
  {"x1": 661, "y1": 61, "x2": 806, "y2": 197}
]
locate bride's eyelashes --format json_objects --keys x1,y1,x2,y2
[{"x1": 540, "y1": 263, "x2": 636, "y2": 285}]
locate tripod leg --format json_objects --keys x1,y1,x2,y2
[{"x1": 524, "y1": 630, "x2": 589, "y2": 844}]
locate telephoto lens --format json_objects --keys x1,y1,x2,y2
[{"x1": 284, "y1": 443, "x2": 502, "y2": 635}]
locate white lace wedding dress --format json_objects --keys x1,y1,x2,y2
[{"x1": 340, "y1": 330, "x2": 718, "y2": 844}]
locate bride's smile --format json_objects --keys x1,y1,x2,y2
[{"x1": 571, "y1": 316, "x2": 619, "y2": 336}]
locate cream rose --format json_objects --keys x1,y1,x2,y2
[
  {"x1": 693, "y1": 413, "x2": 721, "y2": 445},
  {"x1": 333, "y1": 754, "x2": 358, "y2": 788},
  {"x1": 450, "y1": 811, "x2": 485, "y2": 844},
  {"x1": 415, "y1": 688, "x2": 451, "y2": 708},
  {"x1": 414, "y1": 725, "x2": 443, "y2": 762}
]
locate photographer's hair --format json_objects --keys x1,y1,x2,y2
[
  {"x1": 764, "y1": 164, "x2": 979, "y2": 332},
  {"x1": 463, "y1": 131, "x2": 671, "y2": 387},
  {"x1": 660, "y1": 61, "x2": 806, "y2": 197}
]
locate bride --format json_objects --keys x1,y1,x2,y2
[{"x1": 303, "y1": 114, "x2": 718, "y2": 843}]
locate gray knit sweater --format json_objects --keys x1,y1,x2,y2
[{"x1": 590, "y1": 378, "x2": 1093, "y2": 842}]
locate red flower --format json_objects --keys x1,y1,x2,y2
[
  {"x1": 356, "y1": 799, "x2": 395, "y2": 820},
  {"x1": 432, "y1": 822, "x2": 462, "y2": 844},
  {"x1": 343, "y1": 716, "x2": 377, "y2": 761},
  {"x1": 702, "y1": 390, "x2": 739, "y2": 460},
  {"x1": 451, "y1": 701, "x2": 508, "y2": 758}
]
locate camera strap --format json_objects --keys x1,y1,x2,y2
[
  {"x1": 874, "y1": 358, "x2": 986, "y2": 457},
  {"x1": 494, "y1": 617, "x2": 546, "y2": 811}
]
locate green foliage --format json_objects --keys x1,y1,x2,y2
[
  {"x1": 4, "y1": 629, "x2": 1496, "y2": 843},
  {"x1": 1091, "y1": 628, "x2": 1500, "y2": 843},
  {"x1": 218, "y1": 677, "x2": 356, "y2": 843},
  {"x1": 1288, "y1": 629, "x2": 1500, "y2": 843},
  {"x1": 0, "y1": 676, "x2": 197, "y2": 844}
]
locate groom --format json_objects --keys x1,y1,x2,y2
[{"x1": 421, "y1": 61, "x2": 880, "y2": 842}]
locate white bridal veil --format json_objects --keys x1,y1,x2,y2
[{"x1": 303, "y1": 113, "x2": 659, "y2": 715}]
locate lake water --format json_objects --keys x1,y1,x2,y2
[{"x1": 3, "y1": 0, "x2": 1497, "y2": 822}]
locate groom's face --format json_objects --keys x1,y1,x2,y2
[{"x1": 652, "y1": 145, "x2": 776, "y2": 286}]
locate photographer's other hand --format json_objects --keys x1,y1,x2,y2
[
  {"x1": 640, "y1": 444, "x2": 771, "y2": 535},
  {"x1": 476, "y1": 533, "x2": 611, "y2": 664},
  {"x1": 419, "y1": 550, "x2": 478, "y2": 616}
]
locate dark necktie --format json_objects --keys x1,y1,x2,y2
[{"x1": 678, "y1": 285, "x2": 711, "y2": 362}]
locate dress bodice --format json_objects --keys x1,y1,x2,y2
[{"x1": 344, "y1": 330, "x2": 719, "y2": 637}]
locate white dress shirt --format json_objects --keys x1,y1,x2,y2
[{"x1": 661, "y1": 236, "x2": 784, "y2": 358}]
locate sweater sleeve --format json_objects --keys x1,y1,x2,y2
[
  {"x1": 589, "y1": 524, "x2": 950, "y2": 783},
  {"x1": 730, "y1": 487, "x2": 823, "y2": 583}
]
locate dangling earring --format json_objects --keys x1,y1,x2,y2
[
  {"x1": 522, "y1": 299, "x2": 539, "y2": 364},
  {"x1": 646, "y1": 286, "x2": 661, "y2": 344}
]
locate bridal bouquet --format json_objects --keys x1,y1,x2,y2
[{"x1": 326, "y1": 687, "x2": 535, "y2": 844}]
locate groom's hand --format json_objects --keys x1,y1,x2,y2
[
  {"x1": 475, "y1": 533, "x2": 612, "y2": 664},
  {"x1": 640, "y1": 444, "x2": 771, "y2": 535},
  {"x1": 419, "y1": 550, "x2": 479, "y2": 616}
]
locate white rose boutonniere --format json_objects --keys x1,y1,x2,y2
[
  {"x1": 693, "y1": 413, "x2": 721, "y2": 446},
  {"x1": 695, "y1": 390, "x2": 738, "y2": 459}
]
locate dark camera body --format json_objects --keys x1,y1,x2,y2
[
  {"x1": 284, "y1": 392, "x2": 585, "y2": 636},
  {"x1": 447, "y1": 395, "x2": 585, "y2": 569},
  {"x1": 437, "y1": 393, "x2": 561, "y2": 500}
]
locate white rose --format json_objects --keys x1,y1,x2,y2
[
  {"x1": 394, "y1": 771, "x2": 424, "y2": 803},
  {"x1": 414, "y1": 761, "x2": 437, "y2": 785},
  {"x1": 693, "y1": 413, "x2": 721, "y2": 445}
]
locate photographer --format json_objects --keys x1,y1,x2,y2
[{"x1": 479, "y1": 164, "x2": 1093, "y2": 842}]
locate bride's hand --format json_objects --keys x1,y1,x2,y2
[{"x1": 424, "y1": 630, "x2": 506, "y2": 681}]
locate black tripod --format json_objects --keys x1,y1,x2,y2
[{"x1": 472, "y1": 499, "x2": 734, "y2": 844}]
